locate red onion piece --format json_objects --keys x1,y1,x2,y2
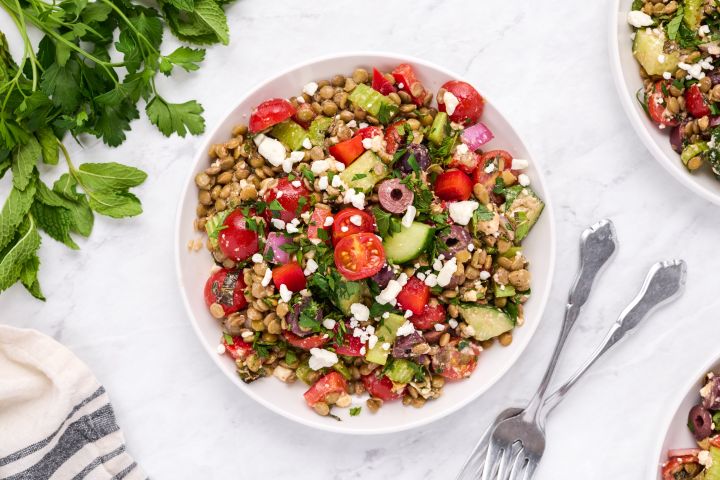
[
  {"x1": 461, "y1": 122, "x2": 494, "y2": 150},
  {"x1": 669, "y1": 125, "x2": 684, "y2": 153},
  {"x1": 264, "y1": 232, "x2": 291, "y2": 264}
]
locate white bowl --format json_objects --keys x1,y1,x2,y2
[
  {"x1": 649, "y1": 355, "x2": 720, "y2": 478},
  {"x1": 174, "y1": 52, "x2": 556, "y2": 434},
  {"x1": 610, "y1": 0, "x2": 720, "y2": 206}
]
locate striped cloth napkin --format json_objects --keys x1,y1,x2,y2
[{"x1": 0, "y1": 325, "x2": 146, "y2": 480}]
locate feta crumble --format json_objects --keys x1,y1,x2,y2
[
  {"x1": 304, "y1": 258, "x2": 318, "y2": 276},
  {"x1": 443, "y1": 91, "x2": 460, "y2": 116},
  {"x1": 261, "y1": 268, "x2": 273, "y2": 287},
  {"x1": 308, "y1": 348, "x2": 338, "y2": 370},
  {"x1": 396, "y1": 320, "x2": 416, "y2": 337},
  {"x1": 279, "y1": 284, "x2": 292, "y2": 303},
  {"x1": 627, "y1": 10, "x2": 653, "y2": 28},
  {"x1": 401, "y1": 205, "x2": 417, "y2": 228},
  {"x1": 303, "y1": 82, "x2": 319, "y2": 96},
  {"x1": 448, "y1": 201, "x2": 480, "y2": 226},
  {"x1": 437, "y1": 257, "x2": 458, "y2": 287},
  {"x1": 350, "y1": 303, "x2": 370, "y2": 321}
]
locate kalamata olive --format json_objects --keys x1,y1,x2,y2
[
  {"x1": 439, "y1": 225, "x2": 472, "y2": 258},
  {"x1": 669, "y1": 125, "x2": 684, "y2": 153},
  {"x1": 371, "y1": 264, "x2": 394, "y2": 288},
  {"x1": 392, "y1": 331, "x2": 424, "y2": 358},
  {"x1": 378, "y1": 179, "x2": 414, "y2": 213},
  {"x1": 285, "y1": 298, "x2": 321, "y2": 337},
  {"x1": 689, "y1": 404, "x2": 713, "y2": 441},
  {"x1": 710, "y1": 72, "x2": 720, "y2": 85},
  {"x1": 703, "y1": 377, "x2": 720, "y2": 410},
  {"x1": 399, "y1": 143, "x2": 430, "y2": 173},
  {"x1": 423, "y1": 330, "x2": 443, "y2": 343}
]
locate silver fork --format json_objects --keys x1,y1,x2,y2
[
  {"x1": 458, "y1": 218, "x2": 619, "y2": 480},
  {"x1": 481, "y1": 259, "x2": 687, "y2": 480}
]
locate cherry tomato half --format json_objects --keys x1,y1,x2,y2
[
  {"x1": 362, "y1": 373, "x2": 404, "y2": 401},
  {"x1": 334, "y1": 333, "x2": 365, "y2": 357},
  {"x1": 284, "y1": 331, "x2": 329, "y2": 350},
  {"x1": 647, "y1": 81, "x2": 680, "y2": 127},
  {"x1": 384, "y1": 121, "x2": 406, "y2": 155},
  {"x1": 685, "y1": 83, "x2": 711, "y2": 119},
  {"x1": 372, "y1": 67, "x2": 397, "y2": 95},
  {"x1": 354, "y1": 126, "x2": 383, "y2": 140},
  {"x1": 473, "y1": 150, "x2": 514, "y2": 196},
  {"x1": 218, "y1": 210, "x2": 259, "y2": 262},
  {"x1": 272, "y1": 262, "x2": 306, "y2": 292},
  {"x1": 204, "y1": 268, "x2": 248, "y2": 315},
  {"x1": 392, "y1": 63, "x2": 427, "y2": 106},
  {"x1": 264, "y1": 177, "x2": 310, "y2": 223},
  {"x1": 307, "y1": 206, "x2": 332, "y2": 244},
  {"x1": 434, "y1": 169, "x2": 473, "y2": 201},
  {"x1": 432, "y1": 340, "x2": 481, "y2": 380},
  {"x1": 249, "y1": 98, "x2": 296, "y2": 133},
  {"x1": 332, "y1": 208, "x2": 375, "y2": 244},
  {"x1": 304, "y1": 371, "x2": 348, "y2": 407},
  {"x1": 397, "y1": 276, "x2": 430, "y2": 316},
  {"x1": 334, "y1": 232, "x2": 386, "y2": 281},
  {"x1": 222, "y1": 335, "x2": 253, "y2": 360},
  {"x1": 411, "y1": 301, "x2": 447, "y2": 330},
  {"x1": 449, "y1": 146, "x2": 481, "y2": 174},
  {"x1": 438, "y1": 80, "x2": 485, "y2": 125}
]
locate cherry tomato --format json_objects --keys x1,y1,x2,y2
[
  {"x1": 272, "y1": 262, "x2": 306, "y2": 291},
  {"x1": 661, "y1": 455, "x2": 700, "y2": 480},
  {"x1": 473, "y1": 150, "x2": 514, "y2": 196},
  {"x1": 218, "y1": 210, "x2": 259, "y2": 262},
  {"x1": 438, "y1": 80, "x2": 485, "y2": 125},
  {"x1": 334, "y1": 233, "x2": 386, "y2": 281},
  {"x1": 384, "y1": 121, "x2": 406, "y2": 155},
  {"x1": 354, "y1": 126, "x2": 383, "y2": 140},
  {"x1": 434, "y1": 169, "x2": 473, "y2": 201},
  {"x1": 449, "y1": 146, "x2": 481, "y2": 174},
  {"x1": 685, "y1": 83, "x2": 711, "y2": 119},
  {"x1": 411, "y1": 301, "x2": 446, "y2": 330},
  {"x1": 432, "y1": 340, "x2": 481, "y2": 380},
  {"x1": 304, "y1": 371, "x2": 348, "y2": 407},
  {"x1": 647, "y1": 81, "x2": 680, "y2": 127},
  {"x1": 392, "y1": 63, "x2": 427, "y2": 106},
  {"x1": 249, "y1": 98, "x2": 296, "y2": 133},
  {"x1": 204, "y1": 269, "x2": 248, "y2": 315},
  {"x1": 396, "y1": 276, "x2": 430, "y2": 315},
  {"x1": 362, "y1": 373, "x2": 404, "y2": 401},
  {"x1": 284, "y1": 331, "x2": 329, "y2": 350},
  {"x1": 372, "y1": 67, "x2": 397, "y2": 95},
  {"x1": 264, "y1": 177, "x2": 310, "y2": 223},
  {"x1": 332, "y1": 208, "x2": 375, "y2": 244},
  {"x1": 334, "y1": 333, "x2": 365, "y2": 357},
  {"x1": 308, "y1": 206, "x2": 332, "y2": 244},
  {"x1": 329, "y1": 136, "x2": 365, "y2": 166},
  {"x1": 222, "y1": 335, "x2": 253, "y2": 360}
]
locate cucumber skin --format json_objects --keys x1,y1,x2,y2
[
  {"x1": 349, "y1": 84, "x2": 393, "y2": 117},
  {"x1": 632, "y1": 29, "x2": 679, "y2": 76},
  {"x1": 366, "y1": 313, "x2": 406, "y2": 365},
  {"x1": 338, "y1": 150, "x2": 388, "y2": 192},
  {"x1": 428, "y1": 112, "x2": 448, "y2": 146},
  {"x1": 382, "y1": 222, "x2": 434, "y2": 264},
  {"x1": 459, "y1": 305, "x2": 514, "y2": 341},
  {"x1": 270, "y1": 120, "x2": 308, "y2": 151},
  {"x1": 309, "y1": 116, "x2": 332, "y2": 146}
]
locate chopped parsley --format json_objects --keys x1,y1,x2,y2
[
  {"x1": 349, "y1": 406, "x2": 362, "y2": 416},
  {"x1": 373, "y1": 207, "x2": 402, "y2": 238}
]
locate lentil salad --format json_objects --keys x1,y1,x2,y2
[{"x1": 193, "y1": 64, "x2": 544, "y2": 418}]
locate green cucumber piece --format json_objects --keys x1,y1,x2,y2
[
  {"x1": 295, "y1": 362, "x2": 316, "y2": 385},
  {"x1": 382, "y1": 221, "x2": 434, "y2": 264},
  {"x1": 706, "y1": 446, "x2": 720, "y2": 480},
  {"x1": 338, "y1": 150, "x2": 388, "y2": 192},
  {"x1": 632, "y1": 28, "x2": 679, "y2": 76},
  {"x1": 333, "y1": 362, "x2": 351, "y2": 380},
  {"x1": 349, "y1": 83, "x2": 397, "y2": 118},
  {"x1": 459, "y1": 305, "x2": 514, "y2": 341},
  {"x1": 270, "y1": 120, "x2": 309, "y2": 151},
  {"x1": 309, "y1": 116, "x2": 332, "y2": 146},
  {"x1": 681, "y1": 142, "x2": 708, "y2": 166},
  {"x1": 333, "y1": 280, "x2": 367, "y2": 315},
  {"x1": 428, "y1": 111, "x2": 448, "y2": 146},
  {"x1": 385, "y1": 359, "x2": 418, "y2": 384},
  {"x1": 205, "y1": 210, "x2": 230, "y2": 248},
  {"x1": 501, "y1": 246, "x2": 523, "y2": 258},
  {"x1": 684, "y1": 0, "x2": 704, "y2": 30},
  {"x1": 366, "y1": 313, "x2": 405, "y2": 365},
  {"x1": 494, "y1": 283, "x2": 516, "y2": 298},
  {"x1": 504, "y1": 185, "x2": 544, "y2": 243}
]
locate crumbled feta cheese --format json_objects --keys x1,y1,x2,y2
[
  {"x1": 382, "y1": 342, "x2": 391, "y2": 351},
  {"x1": 376, "y1": 279, "x2": 403, "y2": 305},
  {"x1": 296, "y1": 96, "x2": 305, "y2": 104},
  {"x1": 341, "y1": 225, "x2": 349, "y2": 232},
  {"x1": 449, "y1": 319, "x2": 459, "y2": 329},
  {"x1": 335, "y1": 161, "x2": 346, "y2": 172},
  {"x1": 331, "y1": 175, "x2": 345, "y2": 189},
  {"x1": 292, "y1": 180, "x2": 302, "y2": 188},
  {"x1": 424, "y1": 273, "x2": 438, "y2": 287},
  {"x1": 511, "y1": 158, "x2": 529, "y2": 170},
  {"x1": 699, "y1": 450, "x2": 713, "y2": 468},
  {"x1": 701, "y1": 381, "x2": 713, "y2": 398},
  {"x1": 448, "y1": 201, "x2": 479, "y2": 226},
  {"x1": 518, "y1": 173, "x2": 531, "y2": 187},
  {"x1": 484, "y1": 163, "x2": 496, "y2": 174},
  {"x1": 397, "y1": 273, "x2": 408, "y2": 286},
  {"x1": 343, "y1": 188, "x2": 366, "y2": 209},
  {"x1": 279, "y1": 284, "x2": 292, "y2": 303},
  {"x1": 349, "y1": 214, "x2": 363, "y2": 226},
  {"x1": 678, "y1": 61, "x2": 705, "y2": 80},
  {"x1": 311, "y1": 160, "x2": 331, "y2": 175},
  {"x1": 271, "y1": 218, "x2": 286, "y2": 230},
  {"x1": 433, "y1": 258, "x2": 443, "y2": 271},
  {"x1": 318, "y1": 175, "x2": 329, "y2": 190},
  {"x1": 257, "y1": 136, "x2": 287, "y2": 167},
  {"x1": 464, "y1": 325, "x2": 476, "y2": 337},
  {"x1": 304, "y1": 258, "x2": 318, "y2": 276},
  {"x1": 468, "y1": 243, "x2": 475, "y2": 252},
  {"x1": 443, "y1": 91, "x2": 460, "y2": 116},
  {"x1": 368, "y1": 335, "x2": 378, "y2": 350},
  {"x1": 404, "y1": 310, "x2": 413, "y2": 318},
  {"x1": 361, "y1": 138, "x2": 373, "y2": 149},
  {"x1": 479, "y1": 270, "x2": 491, "y2": 281},
  {"x1": 359, "y1": 122, "x2": 369, "y2": 129},
  {"x1": 322, "y1": 318, "x2": 336, "y2": 330},
  {"x1": 398, "y1": 82, "x2": 404, "y2": 89},
  {"x1": 282, "y1": 151, "x2": 305, "y2": 173},
  {"x1": 350, "y1": 303, "x2": 370, "y2": 321},
  {"x1": 251, "y1": 253, "x2": 263, "y2": 263},
  {"x1": 700, "y1": 24, "x2": 711, "y2": 36},
  {"x1": 416, "y1": 272, "x2": 426, "y2": 281},
  {"x1": 308, "y1": 348, "x2": 338, "y2": 370},
  {"x1": 627, "y1": 10, "x2": 653, "y2": 28},
  {"x1": 437, "y1": 257, "x2": 458, "y2": 287},
  {"x1": 434, "y1": 323, "x2": 446, "y2": 331},
  {"x1": 303, "y1": 82, "x2": 319, "y2": 96},
  {"x1": 261, "y1": 268, "x2": 273, "y2": 287},
  {"x1": 253, "y1": 133, "x2": 266, "y2": 147},
  {"x1": 662, "y1": 71, "x2": 672, "y2": 80},
  {"x1": 323, "y1": 215, "x2": 334, "y2": 227},
  {"x1": 456, "y1": 143, "x2": 469, "y2": 155},
  {"x1": 216, "y1": 344, "x2": 226, "y2": 355},
  {"x1": 360, "y1": 346, "x2": 367, "y2": 355},
  {"x1": 276, "y1": 191, "x2": 284, "y2": 199},
  {"x1": 382, "y1": 312, "x2": 390, "y2": 319},
  {"x1": 361, "y1": 135, "x2": 384, "y2": 152},
  {"x1": 401, "y1": 205, "x2": 417, "y2": 228},
  {"x1": 396, "y1": 320, "x2": 416, "y2": 337},
  {"x1": 286, "y1": 223, "x2": 299, "y2": 234},
  {"x1": 302, "y1": 138, "x2": 312, "y2": 150},
  {"x1": 241, "y1": 330, "x2": 254, "y2": 340}
]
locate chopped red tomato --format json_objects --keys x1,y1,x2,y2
[
  {"x1": 411, "y1": 301, "x2": 446, "y2": 330},
  {"x1": 334, "y1": 232, "x2": 386, "y2": 281},
  {"x1": 204, "y1": 269, "x2": 248, "y2": 315},
  {"x1": 308, "y1": 206, "x2": 332, "y2": 243},
  {"x1": 685, "y1": 83, "x2": 711, "y2": 119},
  {"x1": 372, "y1": 67, "x2": 397, "y2": 95},
  {"x1": 362, "y1": 373, "x2": 404, "y2": 401},
  {"x1": 434, "y1": 169, "x2": 473, "y2": 201},
  {"x1": 397, "y1": 276, "x2": 430, "y2": 316},
  {"x1": 384, "y1": 121, "x2": 406, "y2": 154},
  {"x1": 284, "y1": 331, "x2": 328, "y2": 350},
  {"x1": 661, "y1": 454, "x2": 701, "y2": 480},
  {"x1": 354, "y1": 126, "x2": 383, "y2": 140},
  {"x1": 272, "y1": 262, "x2": 306, "y2": 291},
  {"x1": 449, "y1": 146, "x2": 481, "y2": 174},
  {"x1": 249, "y1": 98, "x2": 296, "y2": 133},
  {"x1": 264, "y1": 177, "x2": 310, "y2": 223},
  {"x1": 329, "y1": 136, "x2": 365, "y2": 166},
  {"x1": 438, "y1": 80, "x2": 485, "y2": 125},
  {"x1": 334, "y1": 333, "x2": 365, "y2": 357},
  {"x1": 304, "y1": 371, "x2": 348, "y2": 407},
  {"x1": 432, "y1": 340, "x2": 481, "y2": 380},
  {"x1": 473, "y1": 150, "x2": 514, "y2": 194},
  {"x1": 222, "y1": 335, "x2": 253, "y2": 360},
  {"x1": 392, "y1": 63, "x2": 427, "y2": 106},
  {"x1": 218, "y1": 210, "x2": 259, "y2": 262},
  {"x1": 332, "y1": 208, "x2": 375, "y2": 244},
  {"x1": 647, "y1": 81, "x2": 680, "y2": 127}
]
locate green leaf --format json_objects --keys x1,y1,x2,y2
[
  {"x1": 37, "y1": 128, "x2": 59, "y2": 165},
  {"x1": 93, "y1": 100, "x2": 140, "y2": 147},
  {"x1": 0, "y1": 215, "x2": 41, "y2": 292},
  {"x1": 130, "y1": 11, "x2": 164, "y2": 50},
  {"x1": 81, "y1": 2, "x2": 112, "y2": 23},
  {"x1": 31, "y1": 200, "x2": 79, "y2": 250},
  {"x1": 19, "y1": 253, "x2": 44, "y2": 300},
  {"x1": 164, "y1": 0, "x2": 195, "y2": 10},
  {"x1": 146, "y1": 96, "x2": 205, "y2": 137},
  {"x1": 87, "y1": 190, "x2": 143, "y2": 218},
  {"x1": 667, "y1": 7, "x2": 684, "y2": 41},
  {"x1": 77, "y1": 162, "x2": 148, "y2": 190},
  {"x1": 39, "y1": 180, "x2": 94, "y2": 237},
  {"x1": 0, "y1": 179, "x2": 36, "y2": 250},
  {"x1": 161, "y1": 47, "x2": 205, "y2": 75},
  {"x1": 164, "y1": 0, "x2": 230, "y2": 45},
  {"x1": 12, "y1": 136, "x2": 40, "y2": 190},
  {"x1": 40, "y1": 60, "x2": 83, "y2": 111},
  {"x1": 0, "y1": 157, "x2": 9, "y2": 179}
]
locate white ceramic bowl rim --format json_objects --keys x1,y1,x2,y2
[{"x1": 174, "y1": 51, "x2": 556, "y2": 434}]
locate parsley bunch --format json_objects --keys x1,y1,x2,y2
[{"x1": 0, "y1": 0, "x2": 237, "y2": 299}]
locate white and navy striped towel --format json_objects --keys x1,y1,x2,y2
[{"x1": 0, "y1": 325, "x2": 146, "y2": 480}]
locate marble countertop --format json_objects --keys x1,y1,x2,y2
[{"x1": 3, "y1": 0, "x2": 720, "y2": 478}]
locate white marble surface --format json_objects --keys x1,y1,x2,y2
[{"x1": 2, "y1": 0, "x2": 720, "y2": 478}]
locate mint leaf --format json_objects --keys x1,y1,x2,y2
[
  {"x1": 12, "y1": 136, "x2": 40, "y2": 190},
  {"x1": 0, "y1": 215, "x2": 41, "y2": 292},
  {"x1": 51, "y1": 175, "x2": 94, "y2": 236},
  {"x1": 146, "y1": 96, "x2": 205, "y2": 137},
  {"x1": 161, "y1": 47, "x2": 205, "y2": 75},
  {"x1": 19, "y1": 253, "x2": 44, "y2": 300},
  {"x1": 88, "y1": 190, "x2": 143, "y2": 218},
  {"x1": 77, "y1": 162, "x2": 148, "y2": 190},
  {"x1": 37, "y1": 127, "x2": 59, "y2": 165},
  {"x1": 164, "y1": 0, "x2": 230, "y2": 45},
  {"x1": 0, "y1": 180, "x2": 36, "y2": 250},
  {"x1": 31, "y1": 200, "x2": 79, "y2": 250},
  {"x1": 164, "y1": 0, "x2": 195, "y2": 10}
]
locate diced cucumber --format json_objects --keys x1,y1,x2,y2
[
  {"x1": 295, "y1": 362, "x2": 316, "y2": 385},
  {"x1": 681, "y1": 142, "x2": 708, "y2": 166},
  {"x1": 366, "y1": 313, "x2": 405, "y2": 365},
  {"x1": 338, "y1": 150, "x2": 388, "y2": 192},
  {"x1": 501, "y1": 246, "x2": 523, "y2": 258},
  {"x1": 270, "y1": 120, "x2": 309, "y2": 151},
  {"x1": 333, "y1": 280, "x2": 367, "y2": 315},
  {"x1": 705, "y1": 446, "x2": 720, "y2": 480},
  {"x1": 428, "y1": 111, "x2": 448, "y2": 146},
  {"x1": 632, "y1": 28, "x2": 679, "y2": 76},
  {"x1": 504, "y1": 185, "x2": 544, "y2": 243},
  {"x1": 385, "y1": 359, "x2": 419, "y2": 384},
  {"x1": 382, "y1": 221, "x2": 434, "y2": 264},
  {"x1": 684, "y1": 0, "x2": 704, "y2": 30},
  {"x1": 333, "y1": 362, "x2": 351, "y2": 380},
  {"x1": 459, "y1": 305, "x2": 514, "y2": 341},
  {"x1": 349, "y1": 83, "x2": 397, "y2": 119},
  {"x1": 494, "y1": 283, "x2": 516, "y2": 298},
  {"x1": 309, "y1": 116, "x2": 332, "y2": 146},
  {"x1": 205, "y1": 210, "x2": 230, "y2": 248}
]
